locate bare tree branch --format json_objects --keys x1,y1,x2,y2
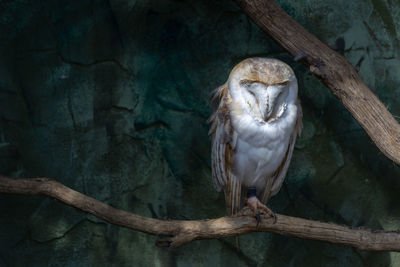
[
  {"x1": 234, "y1": 0, "x2": 400, "y2": 165},
  {"x1": 1, "y1": 175, "x2": 400, "y2": 251}
]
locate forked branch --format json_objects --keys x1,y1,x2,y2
[
  {"x1": 234, "y1": 0, "x2": 400, "y2": 165},
  {"x1": 1, "y1": 175, "x2": 400, "y2": 251}
]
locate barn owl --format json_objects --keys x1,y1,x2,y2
[{"x1": 209, "y1": 58, "x2": 302, "y2": 223}]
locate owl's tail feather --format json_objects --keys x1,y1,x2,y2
[
  {"x1": 223, "y1": 179, "x2": 242, "y2": 251},
  {"x1": 224, "y1": 176, "x2": 242, "y2": 216}
]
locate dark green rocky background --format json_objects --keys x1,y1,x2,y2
[{"x1": 1, "y1": 0, "x2": 400, "y2": 266}]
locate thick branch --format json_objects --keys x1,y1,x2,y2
[
  {"x1": 1, "y1": 175, "x2": 400, "y2": 251},
  {"x1": 234, "y1": 0, "x2": 400, "y2": 164}
]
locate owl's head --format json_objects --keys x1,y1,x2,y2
[{"x1": 228, "y1": 58, "x2": 298, "y2": 122}]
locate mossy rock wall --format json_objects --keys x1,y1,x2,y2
[{"x1": 1, "y1": 0, "x2": 400, "y2": 266}]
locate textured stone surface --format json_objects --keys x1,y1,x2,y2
[{"x1": 1, "y1": 0, "x2": 400, "y2": 266}]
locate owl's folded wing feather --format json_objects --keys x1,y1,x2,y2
[
  {"x1": 209, "y1": 84, "x2": 241, "y2": 215},
  {"x1": 261, "y1": 100, "x2": 303, "y2": 203}
]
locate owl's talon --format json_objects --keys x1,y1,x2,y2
[{"x1": 245, "y1": 195, "x2": 276, "y2": 225}]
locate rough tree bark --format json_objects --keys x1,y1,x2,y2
[
  {"x1": 1, "y1": 175, "x2": 400, "y2": 251},
  {"x1": 234, "y1": 0, "x2": 400, "y2": 165}
]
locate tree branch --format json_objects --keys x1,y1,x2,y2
[
  {"x1": 234, "y1": 0, "x2": 400, "y2": 165},
  {"x1": 1, "y1": 175, "x2": 400, "y2": 251}
]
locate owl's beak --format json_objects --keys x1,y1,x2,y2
[
  {"x1": 264, "y1": 103, "x2": 275, "y2": 121},
  {"x1": 258, "y1": 99, "x2": 274, "y2": 122},
  {"x1": 262, "y1": 94, "x2": 277, "y2": 121},
  {"x1": 262, "y1": 86, "x2": 286, "y2": 121}
]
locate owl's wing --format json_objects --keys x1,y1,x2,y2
[
  {"x1": 261, "y1": 100, "x2": 303, "y2": 203},
  {"x1": 209, "y1": 84, "x2": 241, "y2": 215}
]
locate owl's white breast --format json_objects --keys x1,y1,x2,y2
[{"x1": 230, "y1": 101, "x2": 298, "y2": 190}]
